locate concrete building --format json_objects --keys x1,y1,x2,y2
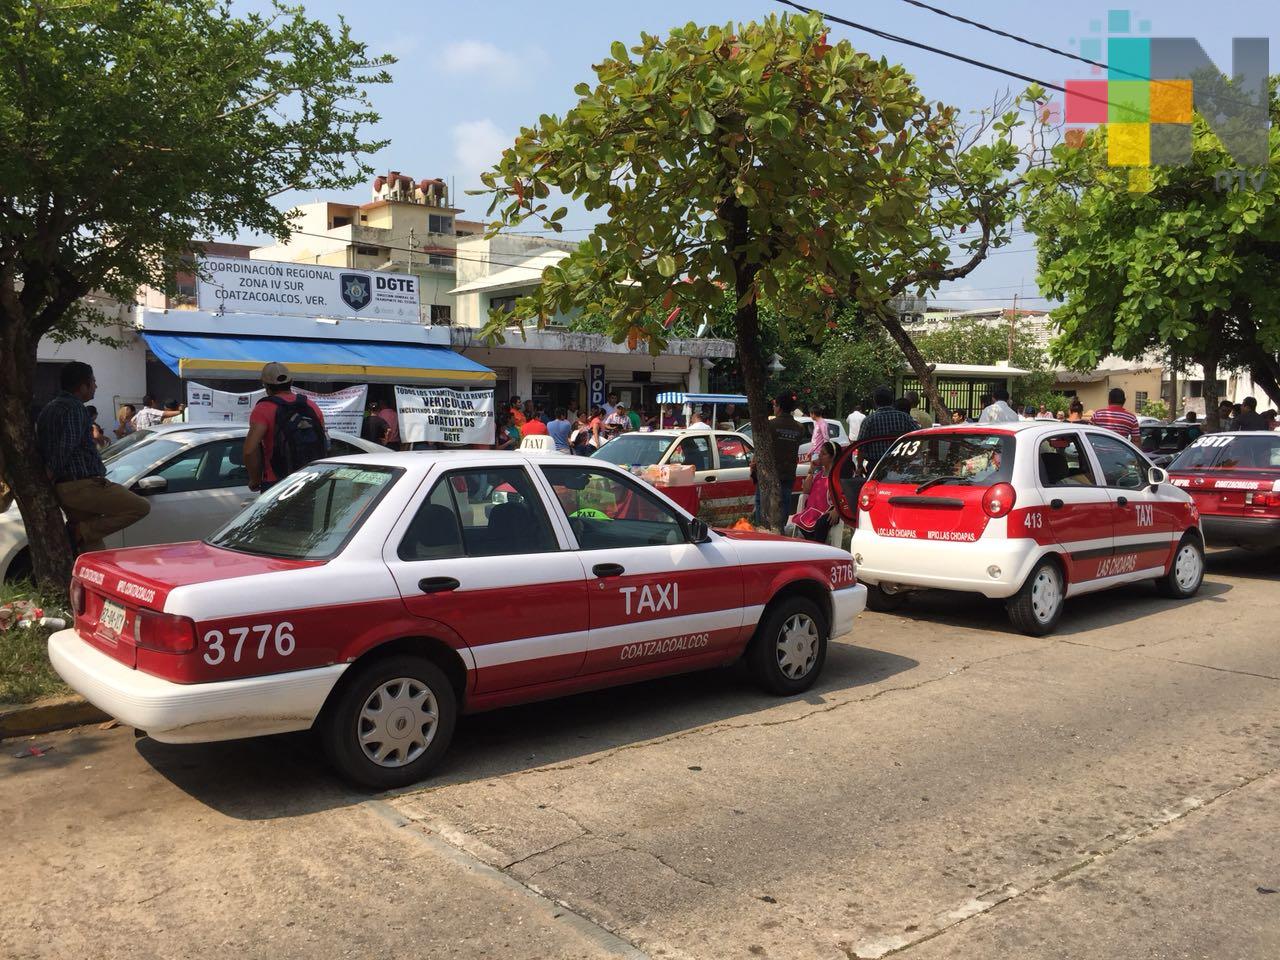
[{"x1": 448, "y1": 234, "x2": 734, "y2": 413}]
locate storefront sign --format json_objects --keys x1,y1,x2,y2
[
  {"x1": 185, "y1": 382, "x2": 367, "y2": 435},
  {"x1": 588, "y1": 364, "x2": 606, "y2": 407},
  {"x1": 396, "y1": 386, "x2": 495, "y2": 445},
  {"x1": 197, "y1": 256, "x2": 421, "y2": 322}
]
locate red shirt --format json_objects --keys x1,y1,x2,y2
[
  {"x1": 520, "y1": 418, "x2": 548, "y2": 436},
  {"x1": 377, "y1": 406, "x2": 399, "y2": 443},
  {"x1": 1089, "y1": 405, "x2": 1140, "y2": 441},
  {"x1": 249, "y1": 393, "x2": 326, "y2": 482}
]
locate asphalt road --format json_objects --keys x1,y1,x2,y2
[{"x1": 4, "y1": 548, "x2": 1278, "y2": 960}]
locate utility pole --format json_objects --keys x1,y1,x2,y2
[
  {"x1": 1007, "y1": 294, "x2": 1018, "y2": 363},
  {"x1": 407, "y1": 227, "x2": 415, "y2": 273}
]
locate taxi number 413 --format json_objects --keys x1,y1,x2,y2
[{"x1": 202, "y1": 622, "x2": 295, "y2": 666}]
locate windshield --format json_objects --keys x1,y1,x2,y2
[
  {"x1": 591, "y1": 434, "x2": 676, "y2": 467},
  {"x1": 873, "y1": 432, "x2": 1015, "y2": 486},
  {"x1": 1140, "y1": 425, "x2": 1198, "y2": 454},
  {"x1": 104, "y1": 439, "x2": 185, "y2": 484},
  {"x1": 208, "y1": 463, "x2": 400, "y2": 560},
  {"x1": 102, "y1": 429, "x2": 157, "y2": 462},
  {"x1": 1169, "y1": 434, "x2": 1280, "y2": 471}
]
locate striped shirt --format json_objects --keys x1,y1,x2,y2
[{"x1": 1090, "y1": 405, "x2": 1141, "y2": 441}]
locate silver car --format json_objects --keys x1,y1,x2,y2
[{"x1": 0, "y1": 423, "x2": 382, "y2": 581}]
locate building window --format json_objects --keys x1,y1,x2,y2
[
  {"x1": 490, "y1": 295, "x2": 518, "y2": 315},
  {"x1": 429, "y1": 214, "x2": 454, "y2": 234},
  {"x1": 1135, "y1": 391, "x2": 1149, "y2": 407},
  {"x1": 354, "y1": 245, "x2": 381, "y2": 256},
  {"x1": 426, "y1": 253, "x2": 453, "y2": 268},
  {"x1": 330, "y1": 216, "x2": 352, "y2": 228},
  {"x1": 429, "y1": 304, "x2": 452, "y2": 325}
]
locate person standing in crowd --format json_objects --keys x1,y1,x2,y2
[
  {"x1": 626, "y1": 402, "x2": 642, "y2": 431},
  {"x1": 86, "y1": 406, "x2": 111, "y2": 450},
  {"x1": 532, "y1": 402, "x2": 550, "y2": 425},
  {"x1": 905, "y1": 391, "x2": 933, "y2": 430},
  {"x1": 797, "y1": 440, "x2": 841, "y2": 543},
  {"x1": 36, "y1": 361, "x2": 150, "y2": 553},
  {"x1": 1090, "y1": 388, "x2": 1141, "y2": 442},
  {"x1": 603, "y1": 401, "x2": 630, "y2": 436},
  {"x1": 722, "y1": 402, "x2": 741, "y2": 429},
  {"x1": 846, "y1": 403, "x2": 865, "y2": 439},
  {"x1": 808, "y1": 405, "x2": 830, "y2": 462},
  {"x1": 603, "y1": 392, "x2": 619, "y2": 417},
  {"x1": 1216, "y1": 400, "x2": 1236, "y2": 431},
  {"x1": 859, "y1": 385, "x2": 920, "y2": 467},
  {"x1": 374, "y1": 398, "x2": 400, "y2": 448},
  {"x1": 754, "y1": 392, "x2": 807, "y2": 526},
  {"x1": 547, "y1": 407, "x2": 573, "y2": 452},
  {"x1": 244, "y1": 363, "x2": 327, "y2": 493},
  {"x1": 493, "y1": 412, "x2": 519, "y2": 451},
  {"x1": 1054, "y1": 409, "x2": 1066, "y2": 422},
  {"x1": 114, "y1": 403, "x2": 136, "y2": 439},
  {"x1": 520, "y1": 410, "x2": 548, "y2": 438},
  {"x1": 570, "y1": 409, "x2": 600, "y2": 454},
  {"x1": 130, "y1": 393, "x2": 183, "y2": 431},
  {"x1": 1067, "y1": 399, "x2": 1085, "y2": 422},
  {"x1": 361, "y1": 410, "x2": 391, "y2": 447},
  {"x1": 639, "y1": 406, "x2": 658, "y2": 431},
  {"x1": 979, "y1": 387, "x2": 1020, "y2": 424},
  {"x1": 508, "y1": 397, "x2": 526, "y2": 430},
  {"x1": 1036, "y1": 403, "x2": 1055, "y2": 420},
  {"x1": 1236, "y1": 396, "x2": 1267, "y2": 431},
  {"x1": 686, "y1": 409, "x2": 712, "y2": 431},
  {"x1": 950, "y1": 410, "x2": 966, "y2": 424},
  {"x1": 1263, "y1": 409, "x2": 1278, "y2": 431}
]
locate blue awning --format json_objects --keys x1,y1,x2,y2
[
  {"x1": 142, "y1": 332, "x2": 494, "y2": 385},
  {"x1": 656, "y1": 392, "x2": 748, "y2": 405}
]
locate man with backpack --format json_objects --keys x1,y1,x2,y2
[{"x1": 244, "y1": 362, "x2": 328, "y2": 492}]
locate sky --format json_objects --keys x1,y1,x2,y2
[{"x1": 236, "y1": 0, "x2": 1279, "y2": 312}]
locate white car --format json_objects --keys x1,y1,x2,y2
[
  {"x1": 738, "y1": 416, "x2": 849, "y2": 469},
  {"x1": 0, "y1": 424, "x2": 380, "y2": 581},
  {"x1": 840, "y1": 421, "x2": 1204, "y2": 635},
  {"x1": 591, "y1": 428, "x2": 759, "y2": 524},
  {"x1": 49, "y1": 450, "x2": 867, "y2": 788}
]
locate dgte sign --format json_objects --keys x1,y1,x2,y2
[{"x1": 197, "y1": 256, "x2": 421, "y2": 323}]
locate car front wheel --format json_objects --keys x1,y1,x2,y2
[
  {"x1": 321, "y1": 654, "x2": 458, "y2": 790},
  {"x1": 748, "y1": 596, "x2": 829, "y2": 695},
  {"x1": 1006, "y1": 558, "x2": 1065, "y2": 636}
]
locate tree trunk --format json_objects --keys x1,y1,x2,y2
[
  {"x1": 1199, "y1": 346, "x2": 1222, "y2": 433},
  {"x1": 0, "y1": 313, "x2": 75, "y2": 588},
  {"x1": 877, "y1": 308, "x2": 951, "y2": 421},
  {"x1": 735, "y1": 287, "x2": 783, "y2": 531},
  {"x1": 1248, "y1": 357, "x2": 1280, "y2": 410}
]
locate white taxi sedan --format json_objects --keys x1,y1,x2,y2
[
  {"x1": 49, "y1": 451, "x2": 866, "y2": 788},
  {"x1": 838, "y1": 421, "x2": 1203, "y2": 635}
]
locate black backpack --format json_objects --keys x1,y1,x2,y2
[{"x1": 262, "y1": 395, "x2": 328, "y2": 479}]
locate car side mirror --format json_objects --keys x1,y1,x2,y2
[
  {"x1": 1147, "y1": 466, "x2": 1168, "y2": 489},
  {"x1": 135, "y1": 475, "x2": 167, "y2": 494},
  {"x1": 686, "y1": 517, "x2": 712, "y2": 543}
]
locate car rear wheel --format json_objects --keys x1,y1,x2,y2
[
  {"x1": 321, "y1": 655, "x2": 457, "y2": 790},
  {"x1": 1007, "y1": 558, "x2": 1064, "y2": 636},
  {"x1": 748, "y1": 596, "x2": 829, "y2": 696},
  {"x1": 864, "y1": 583, "x2": 906, "y2": 613},
  {"x1": 1156, "y1": 534, "x2": 1204, "y2": 599}
]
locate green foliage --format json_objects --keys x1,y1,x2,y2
[
  {"x1": 1140, "y1": 398, "x2": 1170, "y2": 420},
  {"x1": 1025, "y1": 79, "x2": 1280, "y2": 399},
  {"x1": 775, "y1": 309, "x2": 900, "y2": 411},
  {"x1": 912, "y1": 315, "x2": 1055, "y2": 406},
  {"x1": 0, "y1": 0, "x2": 392, "y2": 339}
]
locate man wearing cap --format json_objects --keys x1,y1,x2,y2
[{"x1": 244, "y1": 363, "x2": 326, "y2": 492}]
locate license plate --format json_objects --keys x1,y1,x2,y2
[{"x1": 99, "y1": 600, "x2": 127, "y2": 637}]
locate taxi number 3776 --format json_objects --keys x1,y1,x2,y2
[{"x1": 202, "y1": 622, "x2": 296, "y2": 665}]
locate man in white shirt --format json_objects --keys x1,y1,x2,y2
[
  {"x1": 687, "y1": 410, "x2": 712, "y2": 431},
  {"x1": 602, "y1": 392, "x2": 619, "y2": 417},
  {"x1": 131, "y1": 394, "x2": 184, "y2": 430},
  {"x1": 978, "y1": 387, "x2": 1020, "y2": 424},
  {"x1": 846, "y1": 404, "x2": 865, "y2": 438}
]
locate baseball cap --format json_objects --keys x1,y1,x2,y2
[{"x1": 261, "y1": 362, "x2": 291, "y2": 386}]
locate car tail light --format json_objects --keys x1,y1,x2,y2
[
  {"x1": 69, "y1": 579, "x2": 85, "y2": 616},
  {"x1": 859, "y1": 481, "x2": 880, "y2": 511},
  {"x1": 133, "y1": 609, "x2": 196, "y2": 654},
  {"x1": 982, "y1": 482, "x2": 1017, "y2": 518}
]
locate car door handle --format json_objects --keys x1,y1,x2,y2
[
  {"x1": 418, "y1": 577, "x2": 460, "y2": 594},
  {"x1": 704, "y1": 475, "x2": 717, "y2": 482},
  {"x1": 1116, "y1": 496, "x2": 1129, "y2": 507},
  {"x1": 592, "y1": 563, "x2": 625, "y2": 578},
  {"x1": 1049, "y1": 498, "x2": 1064, "y2": 510}
]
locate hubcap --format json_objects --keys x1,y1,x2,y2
[
  {"x1": 1174, "y1": 543, "x2": 1202, "y2": 591},
  {"x1": 776, "y1": 613, "x2": 820, "y2": 680},
  {"x1": 358, "y1": 678, "x2": 439, "y2": 768},
  {"x1": 1030, "y1": 566, "x2": 1062, "y2": 624}
]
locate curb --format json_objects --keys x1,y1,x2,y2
[{"x1": 0, "y1": 694, "x2": 109, "y2": 740}]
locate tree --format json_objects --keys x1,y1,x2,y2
[
  {"x1": 475, "y1": 14, "x2": 1036, "y2": 528},
  {"x1": 0, "y1": 0, "x2": 390, "y2": 586},
  {"x1": 912, "y1": 315, "x2": 1057, "y2": 407},
  {"x1": 1024, "y1": 80, "x2": 1280, "y2": 430}
]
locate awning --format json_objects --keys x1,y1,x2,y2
[
  {"x1": 656, "y1": 392, "x2": 748, "y2": 405},
  {"x1": 142, "y1": 332, "x2": 494, "y2": 385}
]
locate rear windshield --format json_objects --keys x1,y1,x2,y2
[
  {"x1": 1140, "y1": 425, "x2": 1199, "y2": 454},
  {"x1": 591, "y1": 434, "x2": 676, "y2": 467},
  {"x1": 1168, "y1": 434, "x2": 1280, "y2": 471},
  {"x1": 208, "y1": 463, "x2": 399, "y2": 560},
  {"x1": 872, "y1": 432, "x2": 1014, "y2": 487}
]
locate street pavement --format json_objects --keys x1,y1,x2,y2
[{"x1": 3, "y1": 547, "x2": 1277, "y2": 960}]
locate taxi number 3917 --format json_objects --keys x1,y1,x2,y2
[{"x1": 202, "y1": 622, "x2": 295, "y2": 666}]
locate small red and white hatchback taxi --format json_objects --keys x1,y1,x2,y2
[
  {"x1": 838, "y1": 421, "x2": 1204, "y2": 635},
  {"x1": 49, "y1": 451, "x2": 865, "y2": 787}
]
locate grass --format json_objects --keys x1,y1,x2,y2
[{"x1": 0, "y1": 580, "x2": 71, "y2": 705}]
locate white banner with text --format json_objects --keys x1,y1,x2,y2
[
  {"x1": 396, "y1": 386, "x2": 495, "y2": 445},
  {"x1": 197, "y1": 255, "x2": 421, "y2": 322},
  {"x1": 185, "y1": 382, "x2": 368, "y2": 435}
]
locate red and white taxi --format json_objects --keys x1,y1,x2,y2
[
  {"x1": 837, "y1": 422, "x2": 1204, "y2": 635},
  {"x1": 1167, "y1": 431, "x2": 1280, "y2": 549},
  {"x1": 49, "y1": 451, "x2": 865, "y2": 788}
]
